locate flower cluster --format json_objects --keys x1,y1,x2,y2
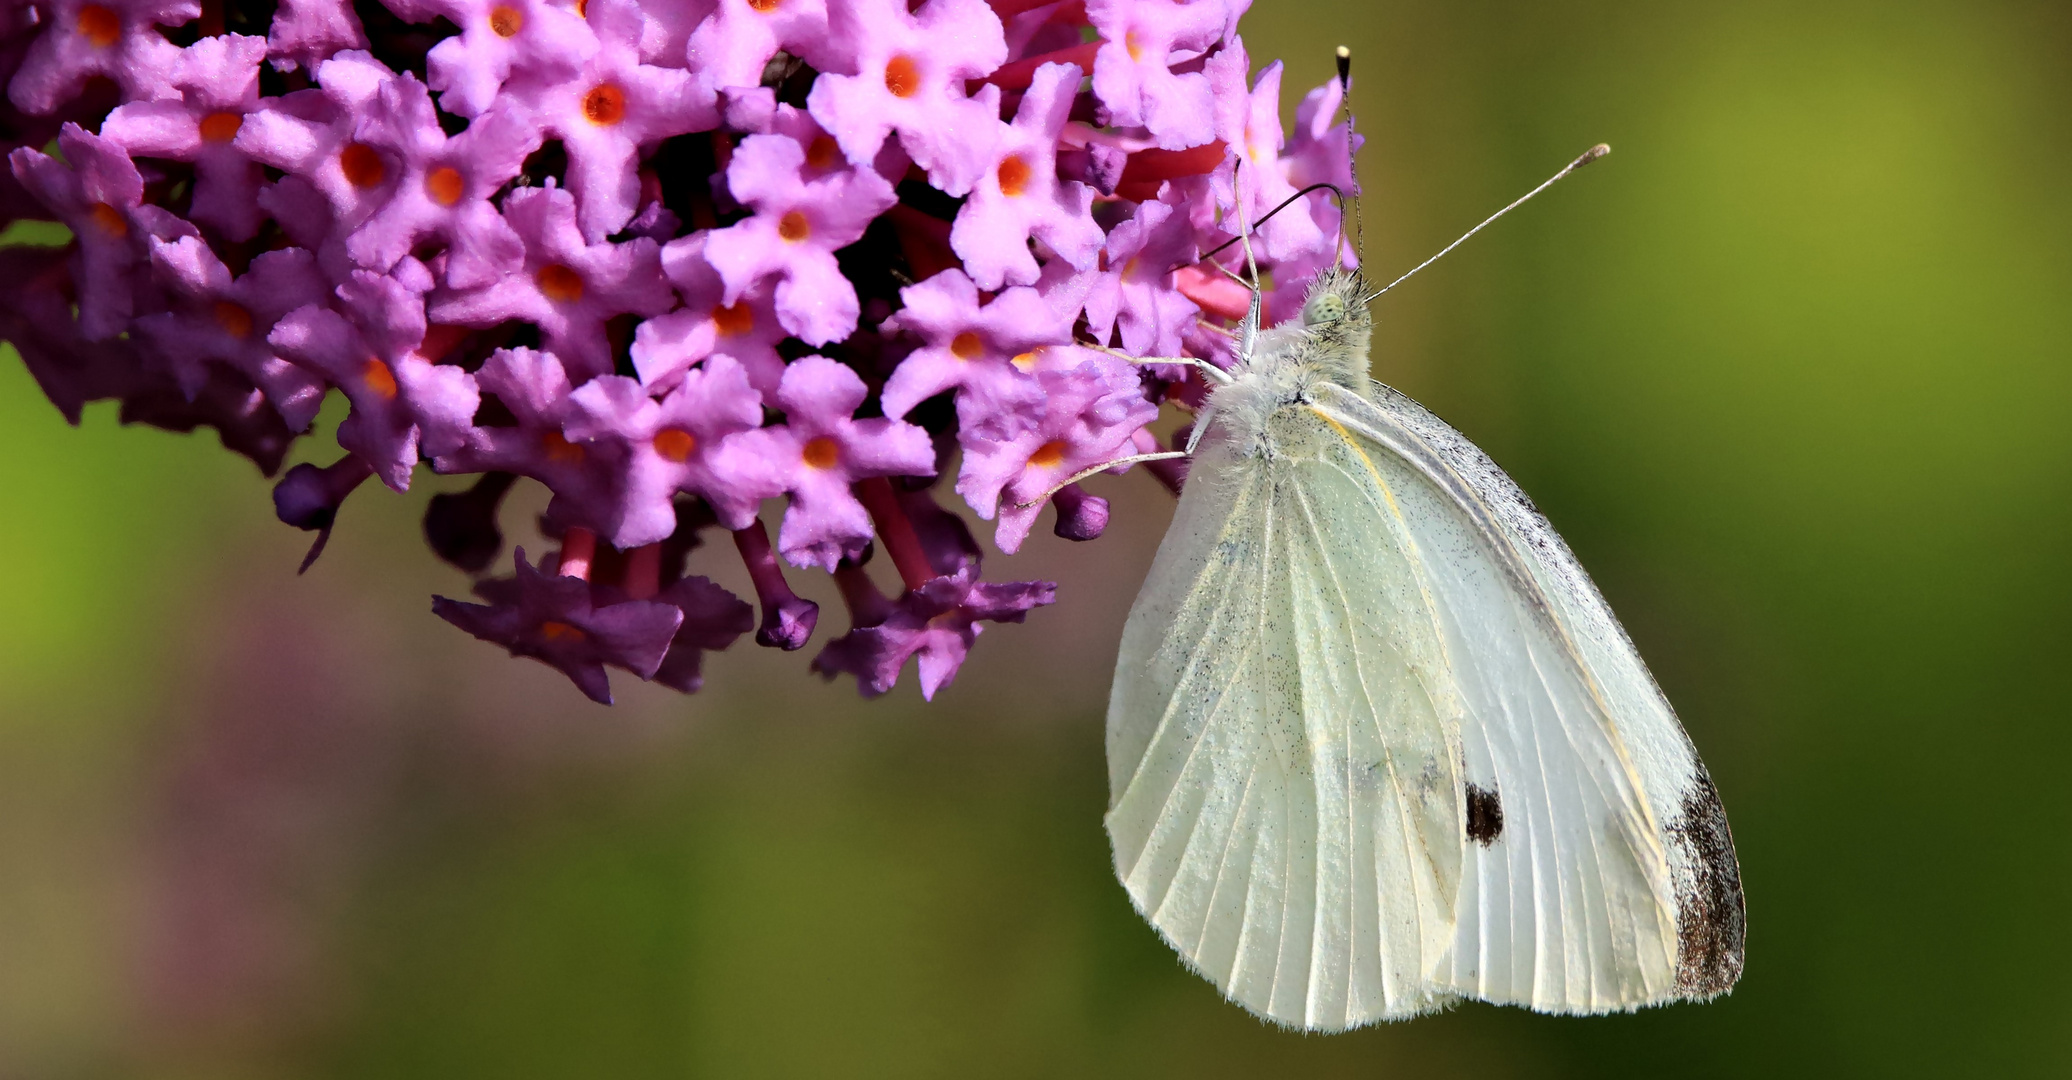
[{"x1": 1, "y1": 0, "x2": 1357, "y2": 703}]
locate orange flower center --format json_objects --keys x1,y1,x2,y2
[
  {"x1": 996, "y1": 154, "x2": 1031, "y2": 197},
  {"x1": 950, "y1": 331, "x2": 984, "y2": 360},
  {"x1": 711, "y1": 301, "x2": 753, "y2": 336},
  {"x1": 212, "y1": 300, "x2": 254, "y2": 339},
  {"x1": 747, "y1": 0, "x2": 780, "y2": 11},
  {"x1": 425, "y1": 165, "x2": 465, "y2": 206},
  {"x1": 85, "y1": 201, "x2": 126, "y2": 237},
  {"x1": 198, "y1": 111, "x2": 243, "y2": 143},
  {"x1": 536, "y1": 264, "x2": 584, "y2": 302},
  {"x1": 805, "y1": 134, "x2": 839, "y2": 171},
  {"x1": 362, "y1": 358, "x2": 398, "y2": 400},
  {"x1": 1028, "y1": 440, "x2": 1066, "y2": 468},
  {"x1": 652, "y1": 428, "x2": 696, "y2": 462},
  {"x1": 883, "y1": 55, "x2": 920, "y2": 98},
  {"x1": 583, "y1": 83, "x2": 625, "y2": 126},
  {"x1": 76, "y1": 4, "x2": 120, "y2": 47},
  {"x1": 339, "y1": 142, "x2": 386, "y2": 188},
  {"x1": 777, "y1": 210, "x2": 810, "y2": 242},
  {"x1": 1011, "y1": 349, "x2": 1040, "y2": 371},
  {"x1": 542, "y1": 430, "x2": 585, "y2": 464},
  {"x1": 1124, "y1": 30, "x2": 1143, "y2": 62},
  {"x1": 801, "y1": 435, "x2": 841, "y2": 469},
  {"x1": 539, "y1": 620, "x2": 586, "y2": 643},
  {"x1": 488, "y1": 4, "x2": 523, "y2": 36}
]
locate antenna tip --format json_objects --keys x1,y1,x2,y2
[
  {"x1": 1335, "y1": 45, "x2": 1351, "y2": 85},
  {"x1": 1576, "y1": 143, "x2": 1611, "y2": 167}
]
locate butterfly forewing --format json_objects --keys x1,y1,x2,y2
[
  {"x1": 1107, "y1": 404, "x2": 1466, "y2": 1030},
  {"x1": 1314, "y1": 381, "x2": 1742, "y2": 1010}
]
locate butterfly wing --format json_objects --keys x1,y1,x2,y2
[
  {"x1": 1313, "y1": 380, "x2": 1746, "y2": 1012},
  {"x1": 1106, "y1": 407, "x2": 1467, "y2": 1030}
]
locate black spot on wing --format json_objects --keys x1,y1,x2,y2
[
  {"x1": 1667, "y1": 765, "x2": 1746, "y2": 996},
  {"x1": 1465, "y1": 783, "x2": 1503, "y2": 846}
]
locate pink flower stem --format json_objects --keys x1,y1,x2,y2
[
  {"x1": 622, "y1": 543, "x2": 662, "y2": 600},
  {"x1": 556, "y1": 527, "x2": 597, "y2": 581},
  {"x1": 733, "y1": 520, "x2": 819, "y2": 650},
  {"x1": 856, "y1": 477, "x2": 935, "y2": 592}
]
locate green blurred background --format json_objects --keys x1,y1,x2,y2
[{"x1": 4, "y1": 0, "x2": 2070, "y2": 1075}]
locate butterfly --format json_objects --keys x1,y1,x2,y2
[{"x1": 1095, "y1": 138, "x2": 1745, "y2": 1030}]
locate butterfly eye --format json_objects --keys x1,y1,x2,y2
[{"x1": 1303, "y1": 292, "x2": 1345, "y2": 327}]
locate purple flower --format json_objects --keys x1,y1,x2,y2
[
  {"x1": 435, "y1": 547, "x2": 685, "y2": 704},
  {"x1": 634, "y1": 231, "x2": 789, "y2": 396},
  {"x1": 100, "y1": 33, "x2": 270, "y2": 240},
  {"x1": 136, "y1": 237, "x2": 332, "y2": 429},
  {"x1": 686, "y1": 0, "x2": 835, "y2": 92},
  {"x1": 1206, "y1": 41, "x2": 1324, "y2": 264},
  {"x1": 812, "y1": 566, "x2": 1055, "y2": 699},
  {"x1": 501, "y1": 0, "x2": 719, "y2": 240},
  {"x1": 269, "y1": 262, "x2": 480, "y2": 489},
  {"x1": 1083, "y1": 192, "x2": 1199, "y2": 357},
  {"x1": 648, "y1": 574, "x2": 755, "y2": 693},
  {"x1": 956, "y1": 354, "x2": 1157, "y2": 553},
  {"x1": 711, "y1": 354, "x2": 935, "y2": 571},
  {"x1": 429, "y1": 182, "x2": 675, "y2": 381},
  {"x1": 0, "y1": 0, "x2": 1360, "y2": 703},
  {"x1": 398, "y1": 0, "x2": 598, "y2": 118},
  {"x1": 702, "y1": 128, "x2": 896, "y2": 346},
  {"x1": 560, "y1": 353, "x2": 767, "y2": 547},
  {"x1": 949, "y1": 61, "x2": 1102, "y2": 290},
  {"x1": 804, "y1": 0, "x2": 1005, "y2": 197},
  {"x1": 7, "y1": 0, "x2": 193, "y2": 114},
  {"x1": 344, "y1": 72, "x2": 539, "y2": 286},
  {"x1": 234, "y1": 52, "x2": 405, "y2": 237},
  {"x1": 433, "y1": 345, "x2": 619, "y2": 530},
  {"x1": 1086, "y1": 0, "x2": 1237, "y2": 151},
  {"x1": 267, "y1": 0, "x2": 367, "y2": 73},
  {"x1": 878, "y1": 268, "x2": 1074, "y2": 430},
  {"x1": 9, "y1": 123, "x2": 171, "y2": 339}
]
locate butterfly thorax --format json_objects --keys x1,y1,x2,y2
[{"x1": 1204, "y1": 267, "x2": 1376, "y2": 460}]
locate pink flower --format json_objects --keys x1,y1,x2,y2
[
  {"x1": 805, "y1": 0, "x2": 1006, "y2": 196},
  {"x1": 711, "y1": 355, "x2": 935, "y2": 570},
  {"x1": 100, "y1": 33, "x2": 271, "y2": 240},
  {"x1": 702, "y1": 128, "x2": 896, "y2": 347},
  {"x1": 949, "y1": 61, "x2": 1102, "y2": 290}
]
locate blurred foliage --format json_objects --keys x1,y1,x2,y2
[{"x1": 2, "y1": 0, "x2": 2070, "y2": 1076}]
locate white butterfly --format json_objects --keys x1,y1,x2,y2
[{"x1": 1099, "y1": 159, "x2": 1744, "y2": 1031}]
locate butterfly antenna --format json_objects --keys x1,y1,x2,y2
[
  {"x1": 1337, "y1": 45, "x2": 1364, "y2": 268},
  {"x1": 1364, "y1": 143, "x2": 1610, "y2": 302},
  {"x1": 1233, "y1": 158, "x2": 1262, "y2": 290}
]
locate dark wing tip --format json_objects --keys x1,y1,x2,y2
[{"x1": 1668, "y1": 765, "x2": 1746, "y2": 997}]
